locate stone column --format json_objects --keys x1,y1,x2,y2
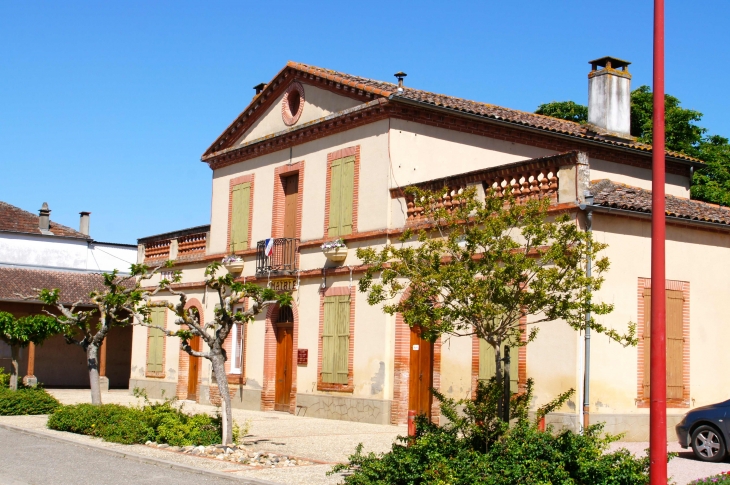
[
  {"x1": 99, "y1": 338, "x2": 109, "y2": 392},
  {"x1": 22, "y1": 342, "x2": 37, "y2": 387}
]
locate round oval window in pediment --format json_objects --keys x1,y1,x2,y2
[{"x1": 281, "y1": 81, "x2": 304, "y2": 126}]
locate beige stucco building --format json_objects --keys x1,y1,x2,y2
[{"x1": 131, "y1": 58, "x2": 729, "y2": 440}]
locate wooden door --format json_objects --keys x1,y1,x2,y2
[
  {"x1": 283, "y1": 174, "x2": 299, "y2": 239},
  {"x1": 187, "y1": 334, "x2": 201, "y2": 400},
  {"x1": 408, "y1": 325, "x2": 433, "y2": 417},
  {"x1": 274, "y1": 325, "x2": 293, "y2": 412}
]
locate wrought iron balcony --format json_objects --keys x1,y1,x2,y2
[{"x1": 256, "y1": 238, "x2": 299, "y2": 277}]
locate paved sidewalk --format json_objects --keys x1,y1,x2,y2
[{"x1": 7, "y1": 389, "x2": 726, "y2": 484}]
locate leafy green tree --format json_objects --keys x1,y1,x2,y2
[
  {"x1": 37, "y1": 270, "x2": 147, "y2": 405},
  {"x1": 357, "y1": 187, "x2": 634, "y2": 383},
  {"x1": 535, "y1": 101, "x2": 588, "y2": 124},
  {"x1": 691, "y1": 135, "x2": 730, "y2": 206},
  {"x1": 0, "y1": 312, "x2": 63, "y2": 390},
  {"x1": 138, "y1": 261, "x2": 290, "y2": 445}
]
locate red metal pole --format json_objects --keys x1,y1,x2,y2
[{"x1": 650, "y1": 0, "x2": 667, "y2": 483}]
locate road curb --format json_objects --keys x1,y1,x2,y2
[{"x1": 0, "y1": 423, "x2": 281, "y2": 485}]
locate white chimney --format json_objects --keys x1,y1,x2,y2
[
  {"x1": 588, "y1": 57, "x2": 632, "y2": 139},
  {"x1": 79, "y1": 211, "x2": 91, "y2": 236}
]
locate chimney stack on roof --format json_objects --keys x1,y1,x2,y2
[
  {"x1": 253, "y1": 83, "x2": 266, "y2": 96},
  {"x1": 394, "y1": 72, "x2": 407, "y2": 90},
  {"x1": 79, "y1": 212, "x2": 91, "y2": 236},
  {"x1": 587, "y1": 57, "x2": 632, "y2": 140},
  {"x1": 38, "y1": 202, "x2": 51, "y2": 234}
]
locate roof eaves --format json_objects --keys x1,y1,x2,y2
[{"x1": 389, "y1": 94, "x2": 704, "y2": 169}]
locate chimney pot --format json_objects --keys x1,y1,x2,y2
[
  {"x1": 394, "y1": 71, "x2": 407, "y2": 89},
  {"x1": 79, "y1": 211, "x2": 91, "y2": 236},
  {"x1": 38, "y1": 202, "x2": 51, "y2": 234},
  {"x1": 253, "y1": 83, "x2": 266, "y2": 95},
  {"x1": 587, "y1": 56, "x2": 632, "y2": 139}
]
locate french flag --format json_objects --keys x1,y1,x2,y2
[{"x1": 264, "y1": 238, "x2": 274, "y2": 257}]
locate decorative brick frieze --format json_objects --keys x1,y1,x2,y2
[{"x1": 316, "y1": 286, "x2": 356, "y2": 393}]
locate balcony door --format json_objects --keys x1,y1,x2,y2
[{"x1": 283, "y1": 174, "x2": 299, "y2": 239}]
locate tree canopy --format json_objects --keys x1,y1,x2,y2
[
  {"x1": 537, "y1": 86, "x2": 730, "y2": 206},
  {"x1": 357, "y1": 187, "x2": 634, "y2": 381}
]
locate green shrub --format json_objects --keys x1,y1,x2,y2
[
  {"x1": 0, "y1": 386, "x2": 61, "y2": 415},
  {"x1": 48, "y1": 399, "x2": 234, "y2": 446},
  {"x1": 689, "y1": 472, "x2": 730, "y2": 484},
  {"x1": 331, "y1": 379, "x2": 655, "y2": 485}
]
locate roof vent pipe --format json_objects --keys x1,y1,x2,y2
[
  {"x1": 79, "y1": 211, "x2": 91, "y2": 236},
  {"x1": 394, "y1": 72, "x2": 407, "y2": 90},
  {"x1": 38, "y1": 202, "x2": 51, "y2": 234}
]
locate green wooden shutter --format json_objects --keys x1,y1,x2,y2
[
  {"x1": 321, "y1": 297, "x2": 337, "y2": 383},
  {"x1": 147, "y1": 308, "x2": 165, "y2": 373},
  {"x1": 230, "y1": 182, "x2": 250, "y2": 252},
  {"x1": 328, "y1": 159, "x2": 342, "y2": 237},
  {"x1": 334, "y1": 295, "x2": 351, "y2": 384},
  {"x1": 479, "y1": 339, "x2": 518, "y2": 393},
  {"x1": 339, "y1": 156, "x2": 355, "y2": 236}
]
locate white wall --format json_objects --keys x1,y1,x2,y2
[{"x1": 0, "y1": 232, "x2": 136, "y2": 273}]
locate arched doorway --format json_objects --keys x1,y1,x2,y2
[
  {"x1": 176, "y1": 300, "x2": 203, "y2": 401},
  {"x1": 274, "y1": 305, "x2": 294, "y2": 412}
]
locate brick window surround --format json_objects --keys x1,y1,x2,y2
[
  {"x1": 176, "y1": 298, "x2": 204, "y2": 399},
  {"x1": 470, "y1": 315, "x2": 528, "y2": 399},
  {"x1": 271, "y1": 162, "x2": 305, "y2": 240},
  {"x1": 391, "y1": 289, "x2": 442, "y2": 425},
  {"x1": 323, "y1": 146, "x2": 360, "y2": 239},
  {"x1": 145, "y1": 307, "x2": 167, "y2": 378},
  {"x1": 317, "y1": 286, "x2": 356, "y2": 392},
  {"x1": 261, "y1": 301, "x2": 300, "y2": 413},
  {"x1": 226, "y1": 174, "x2": 255, "y2": 255},
  {"x1": 636, "y1": 278, "x2": 690, "y2": 408}
]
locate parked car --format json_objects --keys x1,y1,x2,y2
[{"x1": 676, "y1": 400, "x2": 730, "y2": 462}]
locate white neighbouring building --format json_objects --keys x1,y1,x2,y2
[{"x1": 0, "y1": 201, "x2": 138, "y2": 388}]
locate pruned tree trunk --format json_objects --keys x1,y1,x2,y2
[
  {"x1": 9, "y1": 345, "x2": 19, "y2": 391},
  {"x1": 210, "y1": 347, "x2": 233, "y2": 445},
  {"x1": 87, "y1": 342, "x2": 102, "y2": 405}
]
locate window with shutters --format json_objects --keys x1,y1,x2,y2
[
  {"x1": 227, "y1": 175, "x2": 254, "y2": 253},
  {"x1": 325, "y1": 147, "x2": 359, "y2": 238},
  {"x1": 637, "y1": 279, "x2": 689, "y2": 407},
  {"x1": 146, "y1": 307, "x2": 166, "y2": 377},
  {"x1": 318, "y1": 287, "x2": 355, "y2": 391},
  {"x1": 478, "y1": 339, "x2": 518, "y2": 393}
]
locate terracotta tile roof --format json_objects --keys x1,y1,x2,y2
[
  {"x1": 284, "y1": 62, "x2": 699, "y2": 163},
  {"x1": 0, "y1": 201, "x2": 87, "y2": 238},
  {"x1": 0, "y1": 267, "x2": 123, "y2": 304},
  {"x1": 591, "y1": 179, "x2": 730, "y2": 225}
]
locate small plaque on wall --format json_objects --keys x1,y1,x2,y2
[
  {"x1": 271, "y1": 278, "x2": 296, "y2": 292},
  {"x1": 297, "y1": 349, "x2": 308, "y2": 366}
]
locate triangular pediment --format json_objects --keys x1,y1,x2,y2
[{"x1": 202, "y1": 62, "x2": 396, "y2": 159}]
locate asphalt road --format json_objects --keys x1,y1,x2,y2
[{"x1": 0, "y1": 427, "x2": 252, "y2": 485}]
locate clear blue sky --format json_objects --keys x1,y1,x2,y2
[{"x1": 2, "y1": 1, "x2": 728, "y2": 245}]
